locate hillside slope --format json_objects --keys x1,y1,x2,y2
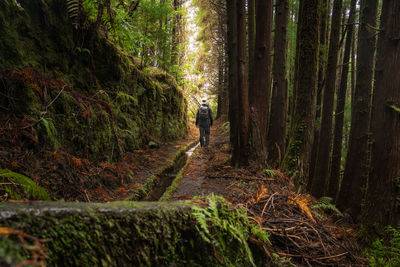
[{"x1": 0, "y1": 0, "x2": 188, "y2": 200}]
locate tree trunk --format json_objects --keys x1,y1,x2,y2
[
  {"x1": 235, "y1": 0, "x2": 249, "y2": 166},
  {"x1": 328, "y1": 0, "x2": 357, "y2": 200},
  {"x1": 363, "y1": 0, "x2": 400, "y2": 240},
  {"x1": 248, "y1": 0, "x2": 256, "y2": 88},
  {"x1": 227, "y1": 0, "x2": 239, "y2": 164},
  {"x1": 311, "y1": 0, "x2": 343, "y2": 199},
  {"x1": 336, "y1": 0, "x2": 379, "y2": 221},
  {"x1": 307, "y1": 0, "x2": 330, "y2": 191},
  {"x1": 267, "y1": 0, "x2": 289, "y2": 168},
  {"x1": 248, "y1": 0, "x2": 273, "y2": 164},
  {"x1": 282, "y1": 0, "x2": 321, "y2": 190}
]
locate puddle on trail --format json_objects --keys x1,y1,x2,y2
[
  {"x1": 143, "y1": 142, "x2": 199, "y2": 201},
  {"x1": 186, "y1": 142, "x2": 200, "y2": 157}
]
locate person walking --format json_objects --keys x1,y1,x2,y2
[{"x1": 195, "y1": 99, "x2": 213, "y2": 147}]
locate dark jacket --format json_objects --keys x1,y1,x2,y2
[{"x1": 196, "y1": 104, "x2": 213, "y2": 128}]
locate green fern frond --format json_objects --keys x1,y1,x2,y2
[
  {"x1": 66, "y1": 0, "x2": 82, "y2": 29},
  {"x1": 263, "y1": 169, "x2": 276, "y2": 178},
  {"x1": 312, "y1": 197, "x2": 343, "y2": 217},
  {"x1": 117, "y1": 92, "x2": 138, "y2": 105},
  {"x1": 191, "y1": 194, "x2": 269, "y2": 266}
]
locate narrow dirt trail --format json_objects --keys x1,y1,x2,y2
[{"x1": 169, "y1": 123, "x2": 239, "y2": 200}]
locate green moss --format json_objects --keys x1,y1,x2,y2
[
  {"x1": 0, "y1": 201, "x2": 269, "y2": 266},
  {"x1": 0, "y1": 169, "x2": 51, "y2": 200}
]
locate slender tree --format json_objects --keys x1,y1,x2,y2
[
  {"x1": 328, "y1": 0, "x2": 357, "y2": 199},
  {"x1": 282, "y1": 0, "x2": 321, "y2": 190},
  {"x1": 311, "y1": 0, "x2": 343, "y2": 198},
  {"x1": 363, "y1": 0, "x2": 400, "y2": 240},
  {"x1": 267, "y1": 0, "x2": 289, "y2": 167},
  {"x1": 226, "y1": 0, "x2": 239, "y2": 164},
  {"x1": 336, "y1": 0, "x2": 379, "y2": 220},
  {"x1": 235, "y1": 0, "x2": 249, "y2": 166}
]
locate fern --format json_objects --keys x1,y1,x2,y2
[
  {"x1": 0, "y1": 169, "x2": 51, "y2": 200},
  {"x1": 191, "y1": 195, "x2": 270, "y2": 266},
  {"x1": 311, "y1": 197, "x2": 343, "y2": 218},
  {"x1": 366, "y1": 225, "x2": 400, "y2": 266},
  {"x1": 117, "y1": 92, "x2": 138, "y2": 106},
  {"x1": 263, "y1": 169, "x2": 277, "y2": 178},
  {"x1": 66, "y1": 0, "x2": 82, "y2": 29}
]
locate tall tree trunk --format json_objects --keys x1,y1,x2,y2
[
  {"x1": 311, "y1": 0, "x2": 343, "y2": 199},
  {"x1": 363, "y1": 0, "x2": 400, "y2": 240},
  {"x1": 235, "y1": 0, "x2": 249, "y2": 166},
  {"x1": 267, "y1": 0, "x2": 289, "y2": 168},
  {"x1": 227, "y1": 0, "x2": 239, "y2": 164},
  {"x1": 282, "y1": 0, "x2": 321, "y2": 190},
  {"x1": 249, "y1": 0, "x2": 273, "y2": 163},
  {"x1": 328, "y1": 0, "x2": 357, "y2": 200},
  {"x1": 336, "y1": 0, "x2": 379, "y2": 221},
  {"x1": 308, "y1": 0, "x2": 330, "y2": 191},
  {"x1": 248, "y1": 0, "x2": 256, "y2": 88}
]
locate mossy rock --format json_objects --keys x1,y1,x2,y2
[{"x1": 0, "y1": 201, "x2": 269, "y2": 266}]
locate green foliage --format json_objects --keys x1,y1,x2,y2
[
  {"x1": 272, "y1": 253, "x2": 296, "y2": 267},
  {"x1": 0, "y1": 169, "x2": 51, "y2": 200},
  {"x1": 66, "y1": 0, "x2": 82, "y2": 29},
  {"x1": 116, "y1": 92, "x2": 138, "y2": 106},
  {"x1": 263, "y1": 169, "x2": 277, "y2": 178},
  {"x1": 191, "y1": 194, "x2": 270, "y2": 266},
  {"x1": 366, "y1": 225, "x2": 400, "y2": 266},
  {"x1": 0, "y1": 238, "x2": 30, "y2": 267},
  {"x1": 311, "y1": 197, "x2": 343, "y2": 218}
]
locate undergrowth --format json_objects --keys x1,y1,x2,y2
[
  {"x1": 311, "y1": 196, "x2": 343, "y2": 218},
  {"x1": 191, "y1": 194, "x2": 269, "y2": 266},
  {"x1": 0, "y1": 169, "x2": 51, "y2": 200},
  {"x1": 366, "y1": 225, "x2": 400, "y2": 266}
]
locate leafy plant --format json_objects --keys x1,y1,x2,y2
[
  {"x1": 366, "y1": 225, "x2": 400, "y2": 266},
  {"x1": 263, "y1": 169, "x2": 277, "y2": 178},
  {"x1": 191, "y1": 194, "x2": 270, "y2": 266},
  {"x1": 311, "y1": 196, "x2": 343, "y2": 218},
  {"x1": 0, "y1": 169, "x2": 51, "y2": 200},
  {"x1": 66, "y1": 0, "x2": 83, "y2": 29}
]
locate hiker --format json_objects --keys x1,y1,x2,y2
[{"x1": 195, "y1": 99, "x2": 213, "y2": 147}]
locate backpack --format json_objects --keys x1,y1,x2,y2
[{"x1": 199, "y1": 106, "x2": 209, "y2": 121}]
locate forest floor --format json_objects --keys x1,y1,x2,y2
[{"x1": 167, "y1": 122, "x2": 367, "y2": 266}]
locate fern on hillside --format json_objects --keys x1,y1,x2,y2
[
  {"x1": 66, "y1": 0, "x2": 82, "y2": 29},
  {"x1": 191, "y1": 195, "x2": 270, "y2": 266},
  {"x1": 366, "y1": 225, "x2": 400, "y2": 266},
  {"x1": 311, "y1": 197, "x2": 343, "y2": 218}
]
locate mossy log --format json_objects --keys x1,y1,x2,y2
[{"x1": 0, "y1": 201, "x2": 266, "y2": 266}]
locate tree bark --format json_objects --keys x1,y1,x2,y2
[
  {"x1": 307, "y1": 0, "x2": 330, "y2": 191},
  {"x1": 336, "y1": 0, "x2": 379, "y2": 221},
  {"x1": 311, "y1": 0, "x2": 343, "y2": 199},
  {"x1": 363, "y1": 0, "x2": 400, "y2": 240},
  {"x1": 227, "y1": 0, "x2": 239, "y2": 164},
  {"x1": 248, "y1": 0, "x2": 256, "y2": 88},
  {"x1": 328, "y1": 0, "x2": 357, "y2": 200},
  {"x1": 248, "y1": 0, "x2": 273, "y2": 164},
  {"x1": 282, "y1": 0, "x2": 321, "y2": 190},
  {"x1": 235, "y1": 0, "x2": 249, "y2": 166},
  {"x1": 267, "y1": 0, "x2": 289, "y2": 168}
]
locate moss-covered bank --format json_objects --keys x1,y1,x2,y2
[
  {"x1": 0, "y1": 0, "x2": 187, "y2": 161},
  {"x1": 0, "y1": 200, "x2": 268, "y2": 266},
  {"x1": 0, "y1": 0, "x2": 188, "y2": 200}
]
